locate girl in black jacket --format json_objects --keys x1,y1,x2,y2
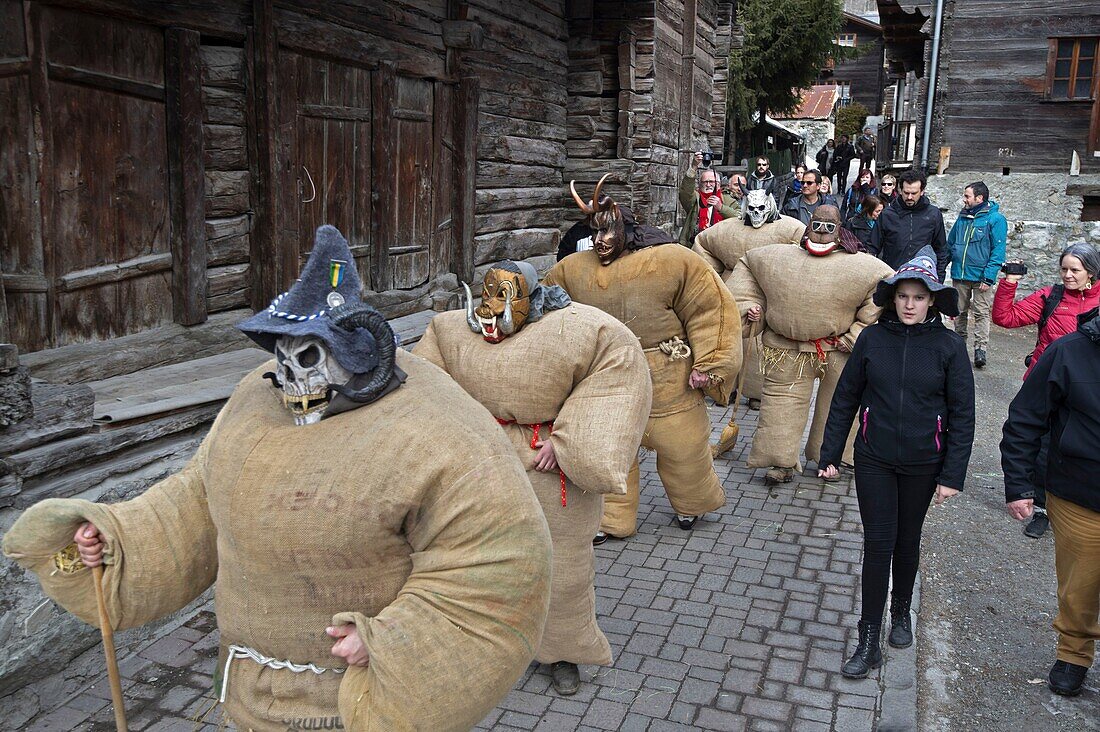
[{"x1": 818, "y1": 246, "x2": 976, "y2": 679}]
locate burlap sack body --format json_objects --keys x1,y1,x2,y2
[
  {"x1": 726, "y1": 245, "x2": 895, "y2": 352},
  {"x1": 413, "y1": 306, "x2": 651, "y2": 665},
  {"x1": 692, "y1": 215, "x2": 805, "y2": 277},
  {"x1": 695, "y1": 215, "x2": 802, "y2": 401},
  {"x1": 600, "y1": 403, "x2": 728, "y2": 537},
  {"x1": 544, "y1": 246, "x2": 742, "y2": 415},
  {"x1": 724, "y1": 246, "x2": 894, "y2": 470},
  {"x1": 545, "y1": 248, "x2": 737, "y2": 536},
  {"x1": 3, "y1": 351, "x2": 552, "y2": 732}
]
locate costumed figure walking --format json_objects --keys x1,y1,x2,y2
[
  {"x1": 725, "y1": 205, "x2": 895, "y2": 485},
  {"x1": 414, "y1": 260, "x2": 651, "y2": 696},
  {"x1": 692, "y1": 189, "x2": 806, "y2": 454},
  {"x1": 544, "y1": 176, "x2": 742, "y2": 541},
  {"x1": 2, "y1": 226, "x2": 553, "y2": 732}
]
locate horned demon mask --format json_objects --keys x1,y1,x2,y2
[
  {"x1": 571, "y1": 174, "x2": 626, "y2": 265},
  {"x1": 742, "y1": 190, "x2": 779, "y2": 229},
  {"x1": 803, "y1": 205, "x2": 844, "y2": 257}
]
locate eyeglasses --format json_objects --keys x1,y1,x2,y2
[
  {"x1": 701, "y1": 178, "x2": 717, "y2": 186},
  {"x1": 803, "y1": 181, "x2": 818, "y2": 187},
  {"x1": 756, "y1": 162, "x2": 769, "y2": 167},
  {"x1": 881, "y1": 182, "x2": 896, "y2": 187},
  {"x1": 811, "y1": 220, "x2": 837, "y2": 234}
]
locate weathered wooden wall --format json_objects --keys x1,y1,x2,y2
[
  {"x1": 936, "y1": 0, "x2": 1100, "y2": 172},
  {"x1": 830, "y1": 16, "x2": 885, "y2": 114}
]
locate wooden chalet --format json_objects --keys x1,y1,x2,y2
[
  {"x1": 0, "y1": 0, "x2": 739, "y2": 693},
  {"x1": 879, "y1": 0, "x2": 1100, "y2": 173},
  {"x1": 819, "y1": 9, "x2": 885, "y2": 115}
]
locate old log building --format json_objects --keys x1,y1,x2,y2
[{"x1": 0, "y1": 0, "x2": 738, "y2": 697}]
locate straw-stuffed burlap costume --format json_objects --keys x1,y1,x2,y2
[
  {"x1": 544, "y1": 178, "x2": 742, "y2": 536},
  {"x1": 414, "y1": 261, "x2": 651, "y2": 674},
  {"x1": 693, "y1": 191, "x2": 804, "y2": 418},
  {"x1": 726, "y1": 206, "x2": 895, "y2": 480},
  {"x1": 2, "y1": 227, "x2": 552, "y2": 732}
]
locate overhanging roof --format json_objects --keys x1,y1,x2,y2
[{"x1": 877, "y1": 0, "x2": 930, "y2": 76}]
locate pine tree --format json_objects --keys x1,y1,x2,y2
[{"x1": 728, "y1": 0, "x2": 854, "y2": 129}]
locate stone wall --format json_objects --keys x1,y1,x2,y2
[{"x1": 925, "y1": 171, "x2": 1100, "y2": 293}]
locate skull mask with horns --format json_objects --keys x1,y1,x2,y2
[{"x1": 741, "y1": 190, "x2": 779, "y2": 229}]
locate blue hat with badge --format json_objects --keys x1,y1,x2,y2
[
  {"x1": 873, "y1": 245, "x2": 959, "y2": 316},
  {"x1": 237, "y1": 225, "x2": 381, "y2": 375}
]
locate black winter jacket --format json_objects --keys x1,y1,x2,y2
[
  {"x1": 1001, "y1": 308, "x2": 1100, "y2": 512},
  {"x1": 844, "y1": 216, "x2": 875, "y2": 251},
  {"x1": 819, "y1": 313, "x2": 976, "y2": 489},
  {"x1": 868, "y1": 195, "x2": 949, "y2": 282}
]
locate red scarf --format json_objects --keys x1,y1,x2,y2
[{"x1": 698, "y1": 191, "x2": 725, "y2": 232}]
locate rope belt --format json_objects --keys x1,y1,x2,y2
[
  {"x1": 496, "y1": 418, "x2": 567, "y2": 506},
  {"x1": 219, "y1": 644, "x2": 345, "y2": 704},
  {"x1": 643, "y1": 335, "x2": 692, "y2": 361},
  {"x1": 809, "y1": 336, "x2": 841, "y2": 363}
]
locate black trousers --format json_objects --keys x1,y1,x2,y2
[{"x1": 853, "y1": 457, "x2": 939, "y2": 624}]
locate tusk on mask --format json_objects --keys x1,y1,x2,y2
[
  {"x1": 592, "y1": 173, "x2": 611, "y2": 211},
  {"x1": 462, "y1": 282, "x2": 481, "y2": 333},
  {"x1": 500, "y1": 288, "x2": 515, "y2": 335},
  {"x1": 569, "y1": 179, "x2": 593, "y2": 215}
]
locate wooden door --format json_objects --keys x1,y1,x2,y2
[
  {"x1": 43, "y1": 7, "x2": 172, "y2": 346},
  {"x1": 0, "y1": 4, "x2": 173, "y2": 352},
  {"x1": 278, "y1": 51, "x2": 373, "y2": 285}
]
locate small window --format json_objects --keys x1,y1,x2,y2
[
  {"x1": 1047, "y1": 37, "x2": 1098, "y2": 100},
  {"x1": 1083, "y1": 196, "x2": 1100, "y2": 222},
  {"x1": 837, "y1": 33, "x2": 857, "y2": 48}
]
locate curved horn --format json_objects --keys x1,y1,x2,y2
[
  {"x1": 462, "y1": 282, "x2": 481, "y2": 333},
  {"x1": 592, "y1": 173, "x2": 611, "y2": 211},
  {"x1": 500, "y1": 285, "x2": 515, "y2": 335},
  {"x1": 328, "y1": 303, "x2": 397, "y2": 404},
  {"x1": 569, "y1": 179, "x2": 593, "y2": 215}
]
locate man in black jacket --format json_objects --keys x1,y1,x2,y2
[
  {"x1": 868, "y1": 168, "x2": 949, "y2": 281},
  {"x1": 1001, "y1": 307, "x2": 1100, "y2": 697},
  {"x1": 832, "y1": 135, "x2": 856, "y2": 193}
]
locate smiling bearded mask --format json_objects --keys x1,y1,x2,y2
[{"x1": 802, "y1": 204, "x2": 843, "y2": 256}]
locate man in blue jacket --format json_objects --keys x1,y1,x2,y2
[{"x1": 948, "y1": 181, "x2": 1007, "y2": 368}]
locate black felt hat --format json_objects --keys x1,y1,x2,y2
[
  {"x1": 237, "y1": 225, "x2": 379, "y2": 374},
  {"x1": 873, "y1": 245, "x2": 959, "y2": 317}
]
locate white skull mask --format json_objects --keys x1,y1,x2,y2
[
  {"x1": 743, "y1": 190, "x2": 777, "y2": 229},
  {"x1": 274, "y1": 335, "x2": 352, "y2": 425}
]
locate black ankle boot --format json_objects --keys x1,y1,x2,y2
[
  {"x1": 888, "y1": 596, "x2": 913, "y2": 648},
  {"x1": 841, "y1": 621, "x2": 883, "y2": 678}
]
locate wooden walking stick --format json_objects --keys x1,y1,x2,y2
[{"x1": 92, "y1": 564, "x2": 128, "y2": 731}]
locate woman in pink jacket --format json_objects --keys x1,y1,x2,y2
[{"x1": 993, "y1": 242, "x2": 1100, "y2": 538}]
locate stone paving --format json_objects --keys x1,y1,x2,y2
[{"x1": 19, "y1": 398, "x2": 889, "y2": 731}]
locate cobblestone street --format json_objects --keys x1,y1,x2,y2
[{"x1": 19, "y1": 397, "x2": 891, "y2": 731}]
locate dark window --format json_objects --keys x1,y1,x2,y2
[
  {"x1": 1082, "y1": 196, "x2": 1100, "y2": 222},
  {"x1": 1047, "y1": 37, "x2": 1098, "y2": 100}
]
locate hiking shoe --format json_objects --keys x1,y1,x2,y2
[
  {"x1": 551, "y1": 661, "x2": 581, "y2": 695},
  {"x1": 764, "y1": 467, "x2": 793, "y2": 485},
  {"x1": 675, "y1": 514, "x2": 699, "y2": 530},
  {"x1": 1024, "y1": 512, "x2": 1049, "y2": 539},
  {"x1": 974, "y1": 349, "x2": 987, "y2": 368},
  {"x1": 592, "y1": 531, "x2": 608, "y2": 546},
  {"x1": 888, "y1": 595, "x2": 913, "y2": 648},
  {"x1": 1048, "y1": 660, "x2": 1088, "y2": 696},
  {"x1": 841, "y1": 621, "x2": 883, "y2": 679}
]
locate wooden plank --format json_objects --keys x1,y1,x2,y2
[
  {"x1": 0, "y1": 381, "x2": 94, "y2": 455},
  {"x1": 200, "y1": 45, "x2": 245, "y2": 89},
  {"x1": 0, "y1": 58, "x2": 29, "y2": 77},
  {"x1": 25, "y1": 1, "x2": 57, "y2": 349},
  {"x1": 454, "y1": 74, "x2": 478, "y2": 284},
  {"x1": 46, "y1": 62, "x2": 163, "y2": 100},
  {"x1": 249, "y1": 3, "x2": 280, "y2": 308},
  {"x1": 20, "y1": 308, "x2": 254, "y2": 384},
  {"x1": 202, "y1": 122, "x2": 247, "y2": 170},
  {"x1": 431, "y1": 80, "x2": 455, "y2": 280},
  {"x1": 300, "y1": 103, "x2": 372, "y2": 121},
  {"x1": 166, "y1": 27, "x2": 207, "y2": 327},
  {"x1": 370, "y1": 61, "x2": 397, "y2": 291},
  {"x1": 202, "y1": 84, "x2": 245, "y2": 124},
  {"x1": 58, "y1": 252, "x2": 172, "y2": 292}
]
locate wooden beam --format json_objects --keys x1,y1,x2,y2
[
  {"x1": 59, "y1": 252, "x2": 173, "y2": 292},
  {"x1": 24, "y1": 1, "x2": 57, "y2": 347},
  {"x1": 249, "y1": 0, "x2": 281, "y2": 308},
  {"x1": 453, "y1": 73, "x2": 479, "y2": 285},
  {"x1": 371, "y1": 61, "x2": 398, "y2": 292},
  {"x1": 677, "y1": 0, "x2": 699, "y2": 156},
  {"x1": 165, "y1": 27, "x2": 207, "y2": 326},
  {"x1": 47, "y1": 62, "x2": 165, "y2": 101}
]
